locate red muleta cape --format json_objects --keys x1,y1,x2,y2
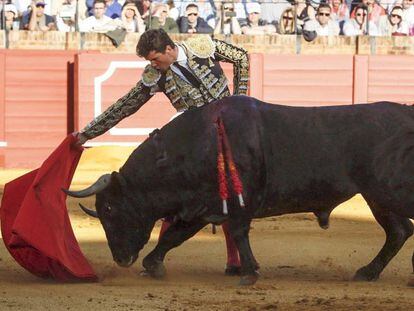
[{"x1": 0, "y1": 134, "x2": 97, "y2": 281}]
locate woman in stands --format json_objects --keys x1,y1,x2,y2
[
  {"x1": 121, "y1": 1, "x2": 145, "y2": 33},
  {"x1": 378, "y1": 6, "x2": 409, "y2": 36},
  {"x1": 278, "y1": 7, "x2": 297, "y2": 34}
]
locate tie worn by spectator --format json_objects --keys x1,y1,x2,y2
[
  {"x1": 148, "y1": 3, "x2": 179, "y2": 33},
  {"x1": 241, "y1": 2, "x2": 276, "y2": 34},
  {"x1": 378, "y1": 5, "x2": 409, "y2": 35},
  {"x1": 1, "y1": 3, "x2": 19, "y2": 30},
  {"x1": 178, "y1": 3, "x2": 213, "y2": 34},
  {"x1": 304, "y1": 3, "x2": 340, "y2": 38},
  {"x1": 21, "y1": 0, "x2": 56, "y2": 31},
  {"x1": 343, "y1": 4, "x2": 379, "y2": 35},
  {"x1": 79, "y1": 0, "x2": 122, "y2": 32},
  {"x1": 121, "y1": 2, "x2": 145, "y2": 33},
  {"x1": 214, "y1": 1, "x2": 242, "y2": 35},
  {"x1": 278, "y1": 6, "x2": 297, "y2": 34},
  {"x1": 74, "y1": 29, "x2": 250, "y2": 276}
]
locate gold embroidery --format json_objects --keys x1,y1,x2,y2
[
  {"x1": 141, "y1": 65, "x2": 161, "y2": 87},
  {"x1": 213, "y1": 39, "x2": 249, "y2": 95},
  {"x1": 183, "y1": 35, "x2": 215, "y2": 59}
]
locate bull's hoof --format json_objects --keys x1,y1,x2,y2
[
  {"x1": 353, "y1": 266, "x2": 379, "y2": 282},
  {"x1": 142, "y1": 258, "x2": 166, "y2": 279},
  {"x1": 225, "y1": 265, "x2": 242, "y2": 276},
  {"x1": 239, "y1": 273, "x2": 259, "y2": 286}
]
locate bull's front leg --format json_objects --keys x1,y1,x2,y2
[
  {"x1": 227, "y1": 215, "x2": 259, "y2": 286},
  {"x1": 142, "y1": 219, "x2": 207, "y2": 278}
]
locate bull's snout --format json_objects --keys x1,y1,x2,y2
[{"x1": 114, "y1": 254, "x2": 138, "y2": 267}]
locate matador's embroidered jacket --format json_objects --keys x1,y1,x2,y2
[{"x1": 81, "y1": 35, "x2": 249, "y2": 139}]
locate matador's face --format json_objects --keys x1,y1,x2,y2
[{"x1": 145, "y1": 45, "x2": 177, "y2": 72}]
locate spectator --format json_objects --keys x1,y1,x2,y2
[
  {"x1": 21, "y1": 0, "x2": 56, "y2": 31},
  {"x1": 149, "y1": 3, "x2": 179, "y2": 33},
  {"x1": 195, "y1": 0, "x2": 216, "y2": 28},
  {"x1": 1, "y1": 3, "x2": 19, "y2": 30},
  {"x1": 79, "y1": 0, "x2": 122, "y2": 32},
  {"x1": 166, "y1": 0, "x2": 179, "y2": 20},
  {"x1": 121, "y1": 2, "x2": 145, "y2": 32},
  {"x1": 350, "y1": 0, "x2": 386, "y2": 26},
  {"x1": 401, "y1": 0, "x2": 414, "y2": 28},
  {"x1": 261, "y1": 0, "x2": 291, "y2": 26},
  {"x1": 177, "y1": 0, "x2": 216, "y2": 28},
  {"x1": 214, "y1": 1, "x2": 242, "y2": 35},
  {"x1": 328, "y1": 0, "x2": 350, "y2": 23},
  {"x1": 178, "y1": 3, "x2": 213, "y2": 33},
  {"x1": 137, "y1": 0, "x2": 152, "y2": 20},
  {"x1": 55, "y1": 0, "x2": 77, "y2": 32},
  {"x1": 241, "y1": 2, "x2": 276, "y2": 34},
  {"x1": 343, "y1": 4, "x2": 379, "y2": 35},
  {"x1": 296, "y1": 0, "x2": 317, "y2": 31},
  {"x1": 16, "y1": 0, "x2": 52, "y2": 16},
  {"x1": 277, "y1": 6, "x2": 297, "y2": 34},
  {"x1": 378, "y1": 5, "x2": 409, "y2": 35},
  {"x1": 305, "y1": 3, "x2": 340, "y2": 36},
  {"x1": 104, "y1": 0, "x2": 122, "y2": 19},
  {"x1": 233, "y1": 0, "x2": 247, "y2": 22}
]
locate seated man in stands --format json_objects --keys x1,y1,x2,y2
[
  {"x1": 21, "y1": 0, "x2": 56, "y2": 31},
  {"x1": 304, "y1": 4, "x2": 340, "y2": 37},
  {"x1": 178, "y1": 3, "x2": 213, "y2": 34},
  {"x1": 79, "y1": 0, "x2": 122, "y2": 32}
]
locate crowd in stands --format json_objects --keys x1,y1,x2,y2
[{"x1": 1, "y1": 0, "x2": 414, "y2": 37}]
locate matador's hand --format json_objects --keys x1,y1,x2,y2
[{"x1": 72, "y1": 132, "x2": 88, "y2": 146}]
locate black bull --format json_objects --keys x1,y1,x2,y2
[{"x1": 66, "y1": 96, "x2": 414, "y2": 285}]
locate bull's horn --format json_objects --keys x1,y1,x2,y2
[
  {"x1": 62, "y1": 174, "x2": 111, "y2": 198},
  {"x1": 79, "y1": 203, "x2": 98, "y2": 218}
]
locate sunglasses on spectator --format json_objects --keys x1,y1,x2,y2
[
  {"x1": 283, "y1": 16, "x2": 294, "y2": 20},
  {"x1": 391, "y1": 13, "x2": 402, "y2": 18},
  {"x1": 356, "y1": 12, "x2": 367, "y2": 16},
  {"x1": 318, "y1": 12, "x2": 330, "y2": 16},
  {"x1": 223, "y1": 7, "x2": 234, "y2": 11},
  {"x1": 36, "y1": 4, "x2": 45, "y2": 8},
  {"x1": 187, "y1": 13, "x2": 198, "y2": 16}
]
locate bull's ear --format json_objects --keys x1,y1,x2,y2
[{"x1": 110, "y1": 171, "x2": 127, "y2": 193}]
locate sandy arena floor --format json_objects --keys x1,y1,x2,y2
[{"x1": 0, "y1": 147, "x2": 413, "y2": 310}]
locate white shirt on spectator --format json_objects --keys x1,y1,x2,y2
[
  {"x1": 343, "y1": 19, "x2": 379, "y2": 36},
  {"x1": 305, "y1": 19, "x2": 340, "y2": 36},
  {"x1": 79, "y1": 15, "x2": 122, "y2": 32},
  {"x1": 402, "y1": 6, "x2": 414, "y2": 27}
]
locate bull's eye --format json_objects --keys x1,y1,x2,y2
[{"x1": 107, "y1": 205, "x2": 112, "y2": 212}]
